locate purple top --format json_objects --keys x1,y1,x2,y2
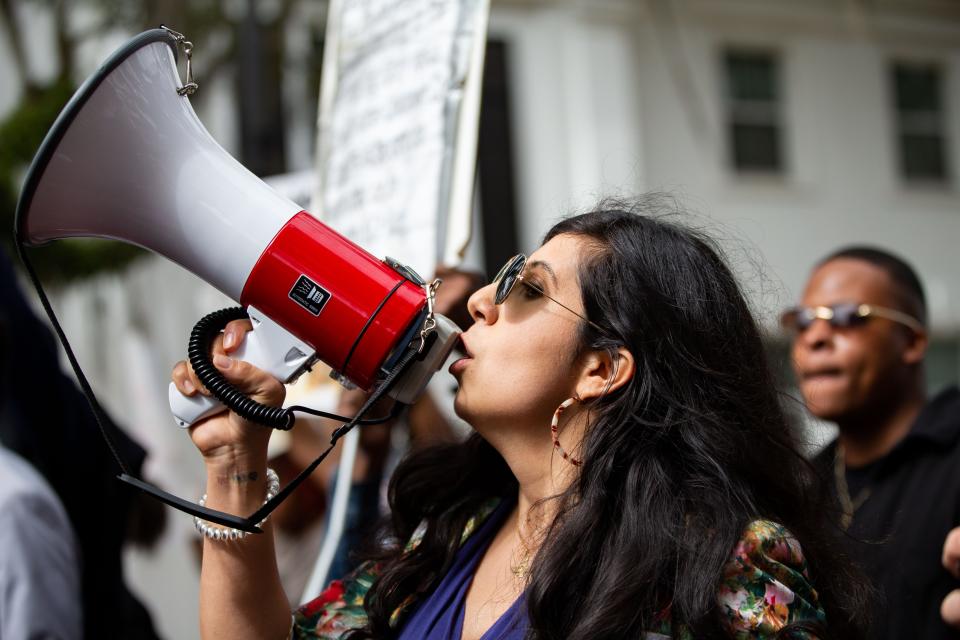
[{"x1": 396, "y1": 499, "x2": 528, "y2": 640}]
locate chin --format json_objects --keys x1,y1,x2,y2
[
  {"x1": 802, "y1": 392, "x2": 858, "y2": 423},
  {"x1": 800, "y1": 379, "x2": 850, "y2": 415},
  {"x1": 451, "y1": 392, "x2": 475, "y2": 425},
  {"x1": 808, "y1": 406, "x2": 849, "y2": 424}
]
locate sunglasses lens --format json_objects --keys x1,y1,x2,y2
[
  {"x1": 779, "y1": 309, "x2": 795, "y2": 329},
  {"x1": 830, "y1": 303, "x2": 864, "y2": 328},
  {"x1": 493, "y1": 258, "x2": 512, "y2": 284},
  {"x1": 782, "y1": 303, "x2": 873, "y2": 333},
  {"x1": 781, "y1": 308, "x2": 810, "y2": 331},
  {"x1": 495, "y1": 255, "x2": 525, "y2": 305}
]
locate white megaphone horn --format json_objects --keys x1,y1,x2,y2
[{"x1": 14, "y1": 28, "x2": 461, "y2": 532}]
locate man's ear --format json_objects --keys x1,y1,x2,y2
[
  {"x1": 903, "y1": 328, "x2": 928, "y2": 366},
  {"x1": 575, "y1": 347, "x2": 635, "y2": 401}
]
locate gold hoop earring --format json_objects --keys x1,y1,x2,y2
[{"x1": 550, "y1": 397, "x2": 583, "y2": 466}]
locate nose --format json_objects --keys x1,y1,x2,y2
[
  {"x1": 797, "y1": 318, "x2": 833, "y2": 351},
  {"x1": 467, "y1": 282, "x2": 499, "y2": 325}
]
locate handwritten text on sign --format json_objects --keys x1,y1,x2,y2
[{"x1": 319, "y1": 0, "x2": 480, "y2": 279}]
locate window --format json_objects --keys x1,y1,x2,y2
[
  {"x1": 478, "y1": 40, "x2": 520, "y2": 277},
  {"x1": 892, "y1": 62, "x2": 950, "y2": 183},
  {"x1": 723, "y1": 49, "x2": 783, "y2": 173}
]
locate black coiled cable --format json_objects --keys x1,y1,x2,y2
[
  {"x1": 187, "y1": 307, "x2": 401, "y2": 432},
  {"x1": 126, "y1": 305, "x2": 410, "y2": 531},
  {"x1": 187, "y1": 307, "x2": 298, "y2": 429}
]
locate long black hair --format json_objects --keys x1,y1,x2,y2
[{"x1": 348, "y1": 196, "x2": 870, "y2": 639}]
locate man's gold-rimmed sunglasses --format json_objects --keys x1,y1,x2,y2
[
  {"x1": 493, "y1": 254, "x2": 606, "y2": 334},
  {"x1": 780, "y1": 302, "x2": 924, "y2": 334}
]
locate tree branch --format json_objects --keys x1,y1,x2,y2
[
  {"x1": 275, "y1": 0, "x2": 299, "y2": 26},
  {"x1": 0, "y1": 0, "x2": 36, "y2": 93},
  {"x1": 53, "y1": 0, "x2": 74, "y2": 83}
]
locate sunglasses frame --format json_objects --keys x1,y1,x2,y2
[
  {"x1": 781, "y1": 302, "x2": 924, "y2": 334},
  {"x1": 494, "y1": 254, "x2": 606, "y2": 334}
]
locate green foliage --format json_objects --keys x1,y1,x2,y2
[
  {"x1": 0, "y1": 78, "x2": 145, "y2": 283},
  {"x1": 0, "y1": 80, "x2": 71, "y2": 164},
  {"x1": 24, "y1": 239, "x2": 146, "y2": 282}
]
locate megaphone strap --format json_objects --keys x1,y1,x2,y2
[
  {"x1": 13, "y1": 242, "x2": 133, "y2": 478},
  {"x1": 12, "y1": 237, "x2": 420, "y2": 533},
  {"x1": 185, "y1": 306, "x2": 407, "y2": 430},
  {"x1": 245, "y1": 345, "x2": 421, "y2": 528},
  {"x1": 121, "y1": 342, "x2": 419, "y2": 533}
]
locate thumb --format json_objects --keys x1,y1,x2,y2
[
  {"x1": 943, "y1": 590, "x2": 960, "y2": 629},
  {"x1": 213, "y1": 353, "x2": 286, "y2": 408}
]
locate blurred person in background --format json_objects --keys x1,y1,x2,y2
[
  {"x1": 0, "y1": 311, "x2": 82, "y2": 639},
  {"x1": 0, "y1": 442, "x2": 83, "y2": 639},
  {"x1": 0, "y1": 249, "x2": 165, "y2": 639},
  {"x1": 945, "y1": 528, "x2": 960, "y2": 628},
  {"x1": 784, "y1": 247, "x2": 960, "y2": 639},
  {"x1": 175, "y1": 198, "x2": 872, "y2": 639}
]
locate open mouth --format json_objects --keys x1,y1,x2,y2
[
  {"x1": 801, "y1": 368, "x2": 844, "y2": 383},
  {"x1": 457, "y1": 334, "x2": 474, "y2": 358},
  {"x1": 448, "y1": 335, "x2": 473, "y2": 375}
]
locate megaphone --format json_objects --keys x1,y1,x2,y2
[{"x1": 14, "y1": 28, "x2": 461, "y2": 531}]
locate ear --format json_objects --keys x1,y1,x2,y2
[
  {"x1": 902, "y1": 327, "x2": 928, "y2": 366},
  {"x1": 575, "y1": 347, "x2": 635, "y2": 401}
]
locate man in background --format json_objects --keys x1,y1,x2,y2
[
  {"x1": 0, "y1": 443, "x2": 82, "y2": 638},
  {"x1": 784, "y1": 247, "x2": 960, "y2": 639}
]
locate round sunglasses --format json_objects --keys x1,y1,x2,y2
[
  {"x1": 493, "y1": 254, "x2": 606, "y2": 334},
  {"x1": 780, "y1": 302, "x2": 923, "y2": 334}
]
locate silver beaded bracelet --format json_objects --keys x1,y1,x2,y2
[{"x1": 194, "y1": 467, "x2": 280, "y2": 541}]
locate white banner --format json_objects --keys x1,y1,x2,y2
[{"x1": 313, "y1": 0, "x2": 489, "y2": 280}]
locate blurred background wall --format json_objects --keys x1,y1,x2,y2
[{"x1": 0, "y1": 0, "x2": 957, "y2": 637}]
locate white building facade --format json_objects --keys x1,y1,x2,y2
[{"x1": 485, "y1": 0, "x2": 960, "y2": 388}]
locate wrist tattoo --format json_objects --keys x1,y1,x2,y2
[{"x1": 215, "y1": 470, "x2": 259, "y2": 486}]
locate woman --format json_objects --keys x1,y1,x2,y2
[{"x1": 174, "y1": 197, "x2": 869, "y2": 639}]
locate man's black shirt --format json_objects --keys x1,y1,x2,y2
[{"x1": 814, "y1": 386, "x2": 960, "y2": 639}]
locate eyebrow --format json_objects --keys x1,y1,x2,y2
[{"x1": 526, "y1": 260, "x2": 558, "y2": 286}]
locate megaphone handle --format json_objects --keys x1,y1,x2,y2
[
  {"x1": 169, "y1": 305, "x2": 316, "y2": 428},
  {"x1": 169, "y1": 383, "x2": 226, "y2": 427}
]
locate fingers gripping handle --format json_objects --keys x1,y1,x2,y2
[
  {"x1": 169, "y1": 385, "x2": 223, "y2": 428},
  {"x1": 169, "y1": 306, "x2": 316, "y2": 428}
]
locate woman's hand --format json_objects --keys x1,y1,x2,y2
[
  {"x1": 174, "y1": 320, "x2": 295, "y2": 640},
  {"x1": 171, "y1": 319, "x2": 285, "y2": 468}
]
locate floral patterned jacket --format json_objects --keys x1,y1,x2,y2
[{"x1": 292, "y1": 499, "x2": 825, "y2": 639}]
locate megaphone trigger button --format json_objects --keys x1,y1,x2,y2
[{"x1": 284, "y1": 347, "x2": 307, "y2": 365}]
